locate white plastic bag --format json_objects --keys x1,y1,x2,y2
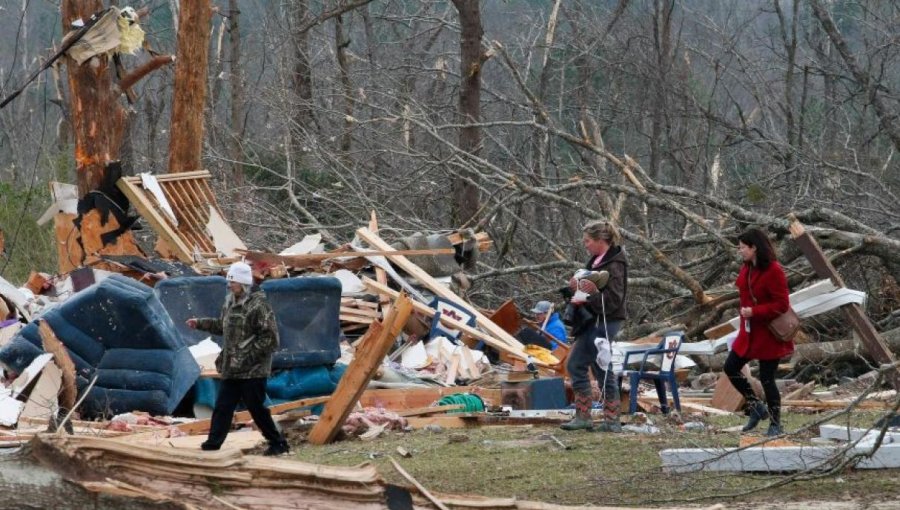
[{"x1": 594, "y1": 336, "x2": 611, "y2": 367}]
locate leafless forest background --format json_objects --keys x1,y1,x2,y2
[{"x1": 1, "y1": 0, "x2": 898, "y2": 359}]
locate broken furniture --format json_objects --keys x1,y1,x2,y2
[
  {"x1": 262, "y1": 276, "x2": 342, "y2": 368},
  {"x1": 116, "y1": 170, "x2": 246, "y2": 262},
  {"x1": 155, "y1": 275, "x2": 227, "y2": 346},
  {"x1": 501, "y1": 377, "x2": 566, "y2": 410},
  {"x1": 0, "y1": 275, "x2": 199, "y2": 418},
  {"x1": 619, "y1": 331, "x2": 685, "y2": 415}
]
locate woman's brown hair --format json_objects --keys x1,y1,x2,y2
[{"x1": 583, "y1": 220, "x2": 621, "y2": 247}]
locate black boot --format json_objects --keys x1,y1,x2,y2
[
  {"x1": 264, "y1": 439, "x2": 290, "y2": 456},
  {"x1": 741, "y1": 400, "x2": 769, "y2": 432},
  {"x1": 765, "y1": 405, "x2": 783, "y2": 436}
]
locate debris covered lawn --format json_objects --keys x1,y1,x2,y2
[{"x1": 0, "y1": 171, "x2": 897, "y2": 509}]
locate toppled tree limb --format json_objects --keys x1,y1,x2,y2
[{"x1": 117, "y1": 55, "x2": 175, "y2": 93}]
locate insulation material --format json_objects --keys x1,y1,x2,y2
[
  {"x1": 0, "y1": 389, "x2": 23, "y2": 427},
  {"x1": 140, "y1": 173, "x2": 178, "y2": 227},
  {"x1": 332, "y1": 269, "x2": 365, "y2": 294},
  {"x1": 206, "y1": 206, "x2": 246, "y2": 256},
  {"x1": 188, "y1": 338, "x2": 221, "y2": 371},
  {"x1": 66, "y1": 7, "x2": 145, "y2": 65},
  {"x1": 280, "y1": 234, "x2": 323, "y2": 255},
  {"x1": 20, "y1": 361, "x2": 62, "y2": 421},
  {"x1": 116, "y1": 7, "x2": 145, "y2": 55}
]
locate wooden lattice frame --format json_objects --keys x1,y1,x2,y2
[{"x1": 117, "y1": 170, "x2": 233, "y2": 262}]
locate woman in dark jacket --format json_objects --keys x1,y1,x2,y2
[
  {"x1": 726, "y1": 228, "x2": 794, "y2": 436},
  {"x1": 560, "y1": 220, "x2": 628, "y2": 432}
]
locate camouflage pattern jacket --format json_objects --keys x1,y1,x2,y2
[{"x1": 195, "y1": 290, "x2": 279, "y2": 379}]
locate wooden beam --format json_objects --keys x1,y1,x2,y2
[
  {"x1": 789, "y1": 216, "x2": 900, "y2": 390},
  {"x1": 358, "y1": 386, "x2": 501, "y2": 410},
  {"x1": 239, "y1": 248, "x2": 455, "y2": 267},
  {"x1": 369, "y1": 211, "x2": 391, "y2": 318},
  {"x1": 38, "y1": 321, "x2": 77, "y2": 411},
  {"x1": 361, "y1": 277, "x2": 544, "y2": 366},
  {"x1": 395, "y1": 404, "x2": 465, "y2": 417},
  {"x1": 116, "y1": 178, "x2": 194, "y2": 262},
  {"x1": 308, "y1": 294, "x2": 414, "y2": 444},
  {"x1": 356, "y1": 227, "x2": 524, "y2": 351}
]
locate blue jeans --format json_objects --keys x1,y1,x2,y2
[{"x1": 567, "y1": 319, "x2": 622, "y2": 401}]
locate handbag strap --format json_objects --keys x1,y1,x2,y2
[{"x1": 747, "y1": 267, "x2": 758, "y2": 305}]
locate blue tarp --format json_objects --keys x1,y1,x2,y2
[{"x1": 0, "y1": 275, "x2": 199, "y2": 418}]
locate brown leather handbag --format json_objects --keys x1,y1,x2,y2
[
  {"x1": 766, "y1": 307, "x2": 800, "y2": 341},
  {"x1": 748, "y1": 269, "x2": 800, "y2": 342}
]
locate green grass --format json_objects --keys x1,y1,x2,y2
[{"x1": 284, "y1": 411, "x2": 900, "y2": 507}]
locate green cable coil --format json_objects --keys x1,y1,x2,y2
[{"x1": 436, "y1": 393, "x2": 485, "y2": 413}]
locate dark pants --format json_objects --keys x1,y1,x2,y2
[
  {"x1": 516, "y1": 327, "x2": 553, "y2": 350},
  {"x1": 567, "y1": 319, "x2": 622, "y2": 402},
  {"x1": 723, "y1": 351, "x2": 781, "y2": 424},
  {"x1": 206, "y1": 377, "x2": 284, "y2": 448}
]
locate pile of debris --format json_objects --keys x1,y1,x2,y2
[{"x1": 0, "y1": 170, "x2": 897, "y2": 507}]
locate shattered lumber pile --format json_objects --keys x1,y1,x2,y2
[{"x1": 31, "y1": 433, "x2": 710, "y2": 510}]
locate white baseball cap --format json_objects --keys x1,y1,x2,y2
[{"x1": 226, "y1": 262, "x2": 254, "y2": 285}]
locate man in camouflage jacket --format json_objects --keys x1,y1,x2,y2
[{"x1": 187, "y1": 262, "x2": 289, "y2": 456}]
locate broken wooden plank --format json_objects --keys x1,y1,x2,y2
[
  {"x1": 117, "y1": 178, "x2": 194, "y2": 262},
  {"x1": 308, "y1": 293, "x2": 413, "y2": 444},
  {"x1": 389, "y1": 456, "x2": 450, "y2": 510},
  {"x1": 446, "y1": 230, "x2": 493, "y2": 252},
  {"x1": 358, "y1": 386, "x2": 501, "y2": 411},
  {"x1": 671, "y1": 401, "x2": 733, "y2": 416},
  {"x1": 444, "y1": 353, "x2": 461, "y2": 386},
  {"x1": 240, "y1": 247, "x2": 456, "y2": 268},
  {"x1": 38, "y1": 320, "x2": 77, "y2": 411},
  {"x1": 783, "y1": 381, "x2": 816, "y2": 401},
  {"x1": 789, "y1": 217, "x2": 900, "y2": 390},
  {"x1": 369, "y1": 211, "x2": 391, "y2": 319},
  {"x1": 395, "y1": 404, "x2": 465, "y2": 417},
  {"x1": 361, "y1": 277, "x2": 543, "y2": 366},
  {"x1": 356, "y1": 227, "x2": 524, "y2": 352}
]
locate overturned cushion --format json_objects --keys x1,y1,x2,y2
[
  {"x1": 261, "y1": 276, "x2": 341, "y2": 369},
  {"x1": 0, "y1": 275, "x2": 199, "y2": 418},
  {"x1": 155, "y1": 276, "x2": 227, "y2": 346}
]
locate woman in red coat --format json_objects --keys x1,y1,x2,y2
[{"x1": 725, "y1": 228, "x2": 794, "y2": 436}]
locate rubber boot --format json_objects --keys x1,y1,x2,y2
[
  {"x1": 264, "y1": 439, "x2": 290, "y2": 456},
  {"x1": 765, "y1": 405, "x2": 783, "y2": 436},
  {"x1": 741, "y1": 399, "x2": 769, "y2": 432},
  {"x1": 595, "y1": 398, "x2": 622, "y2": 433},
  {"x1": 560, "y1": 392, "x2": 594, "y2": 431}
]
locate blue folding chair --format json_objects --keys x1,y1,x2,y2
[{"x1": 619, "y1": 331, "x2": 685, "y2": 414}]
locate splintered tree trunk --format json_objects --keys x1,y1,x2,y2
[
  {"x1": 451, "y1": 0, "x2": 483, "y2": 226},
  {"x1": 62, "y1": 0, "x2": 126, "y2": 195},
  {"x1": 168, "y1": 0, "x2": 212, "y2": 173},
  {"x1": 59, "y1": 0, "x2": 143, "y2": 273}
]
